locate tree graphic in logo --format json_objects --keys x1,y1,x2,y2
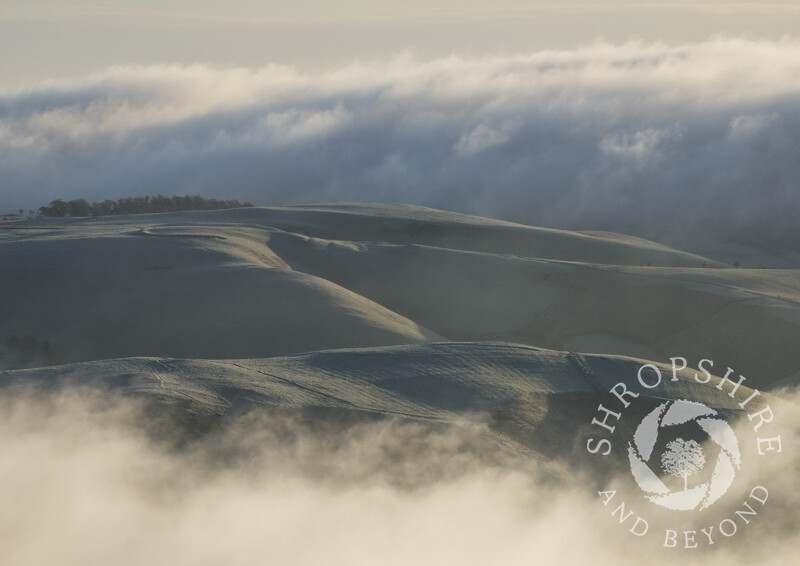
[{"x1": 661, "y1": 438, "x2": 706, "y2": 492}]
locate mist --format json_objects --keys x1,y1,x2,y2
[
  {"x1": 1, "y1": 38, "x2": 799, "y2": 246},
  {"x1": 0, "y1": 386, "x2": 797, "y2": 566}
]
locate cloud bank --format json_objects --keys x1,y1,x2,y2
[
  {"x1": 0, "y1": 387, "x2": 798, "y2": 565},
  {"x1": 2, "y1": 38, "x2": 800, "y2": 245}
]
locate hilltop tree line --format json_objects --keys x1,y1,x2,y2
[{"x1": 38, "y1": 195, "x2": 253, "y2": 217}]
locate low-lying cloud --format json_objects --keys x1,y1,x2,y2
[
  {"x1": 2, "y1": 38, "x2": 800, "y2": 246},
  {"x1": 0, "y1": 386, "x2": 798, "y2": 565}
]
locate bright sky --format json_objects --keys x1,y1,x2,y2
[{"x1": 2, "y1": 1, "x2": 799, "y2": 87}]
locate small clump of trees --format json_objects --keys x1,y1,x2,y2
[{"x1": 37, "y1": 195, "x2": 253, "y2": 218}]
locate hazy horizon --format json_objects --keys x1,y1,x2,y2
[
  {"x1": 3, "y1": 2, "x2": 800, "y2": 246},
  {"x1": 3, "y1": 1, "x2": 800, "y2": 88},
  {"x1": 3, "y1": 37, "x2": 800, "y2": 247}
]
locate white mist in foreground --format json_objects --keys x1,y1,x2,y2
[{"x1": 0, "y1": 388, "x2": 797, "y2": 566}]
